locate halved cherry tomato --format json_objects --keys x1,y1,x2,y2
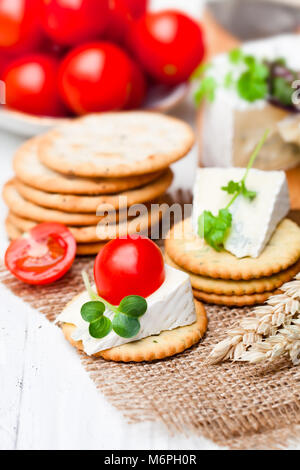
[
  {"x1": 125, "y1": 59, "x2": 147, "y2": 109},
  {"x1": 123, "y1": 0, "x2": 148, "y2": 19},
  {"x1": 3, "y1": 53, "x2": 67, "y2": 117},
  {"x1": 0, "y1": 0, "x2": 43, "y2": 53},
  {"x1": 5, "y1": 223, "x2": 77, "y2": 285},
  {"x1": 42, "y1": 0, "x2": 110, "y2": 46},
  {"x1": 59, "y1": 42, "x2": 132, "y2": 114},
  {"x1": 106, "y1": 0, "x2": 133, "y2": 44},
  {"x1": 94, "y1": 237, "x2": 165, "y2": 305},
  {"x1": 128, "y1": 10, "x2": 205, "y2": 86}
]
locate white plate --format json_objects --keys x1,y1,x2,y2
[{"x1": 0, "y1": 83, "x2": 189, "y2": 137}]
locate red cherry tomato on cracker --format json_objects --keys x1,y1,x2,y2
[
  {"x1": 123, "y1": 0, "x2": 148, "y2": 19},
  {"x1": 0, "y1": 0, "x2": 43, "y2": 53},
  {"x1": 42, "y1": 0, "x2": 110, "y2": 46},
  {"x1": 59, "y1": 42, "x2": 132, "y2": 114},
  {"x1": 106, "y1": 0, "x2": 133, "y2": 44},
  {"x1": 3, "y1": 53, "x2": 67, "y2": 117},
  {"x1": 125, "y1": 60, "x2": 147, "y2": 109},
  {"x1": 94, "y1": 237, "x2": 165, "y2": 305},
  {"x1": 5, "y1": 223, "x2": 77, "y2": 285},
  {"x1": 129, "y1": 10, "x2": 205, "y2": 86}
]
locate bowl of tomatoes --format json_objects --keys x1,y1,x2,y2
[{"x1": 0, "y1": 0, "x2": 205, "y2": 136}]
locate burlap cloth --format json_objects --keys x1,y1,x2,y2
[{"x1": 1, "y1": 257, "x2": 300, "y2": 450}]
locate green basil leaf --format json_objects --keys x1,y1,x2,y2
[
  {"x1": 118, "y1": 296, "x2": 147, "y2": 318},
  {"x1": 89, "y1": 316, "x2": 112, "y2": 339},
  {"x1": 112, "y1": 313, "x2": 140, "y2": 339},
  {"x1": 81, "y1": 301, "x2": 105, "y2": 323}
]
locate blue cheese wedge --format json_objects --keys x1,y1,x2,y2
[
  {"x1": 192, "y1": 168, "x2": 290, "y2": 258},
  {"x1": 201, "y1": 34, "x2": 300, "y2": 171},
  {"x1": 57, "y1": 265, "x2": 196, "y2": 356}
]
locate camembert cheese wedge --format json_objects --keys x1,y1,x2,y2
[
  {"x1": 57, "y1": 264, "x2": 196, "y2": 356},
  {"x1": 192, "y1": 168, "x2": 290, "y2": 258}
]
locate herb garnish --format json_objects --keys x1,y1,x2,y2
[
  {"x1": 193, "y1": 48, "x2": 300, "y2": 109},
  {"x1": 81, "y1": 271, "x2": 147, "y2": 339},
  {"x1": 198, "y1": 130, "x2": 269, "y2": 251}
]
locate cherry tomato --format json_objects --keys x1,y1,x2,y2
[
  {"x1": 5, "y1": 223, "x2": 77, "y2": 285},
  {"x1": 0, "y1": 53, "x2": 11, "y2": 79},
  {"x1": 42, "y1": 0, "x2": 110, "y2": 46},
  {"x1": 0, "y1": 0, "x2": 43, "y2": 53},
  {"x1": 94, "y1": 237, "x2": 165, "y2": 305},
  {"x1": 4, "y1": 54, "x2": 67, "y2": 116},
  {"x1": 106, "y1": 0, "x2": 132, "y2": 44},
  {"x1": 123, "y1": 0, "x2": 148, "y2": 19},
  {"x1": 59, "y1": 42, "x2": 132, "y2": 114},
  {"x1": 129, "y1": 10, "x2": 205, "y2": 86},
  {"x1": 125, "y1": 60, "x2": 147, "y2": 109}
]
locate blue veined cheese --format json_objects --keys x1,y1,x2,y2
[
  {"x1": 57, "y1": 265, "x2": 196, "y2": 356},
  {"x1": 201, "y1": 34, "x2": 300, "y2": 171},
  {"x1": 192, "y1": 168, "x2": 290, "y2": 259}
]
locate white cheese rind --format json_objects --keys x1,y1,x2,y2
[
  {"x1": 201, "y1": 34, "x2": 300, "y2": 168},
  {"x1": 57, "y1": 265, "x2": 196, "y2": 356},
  {"x1": 192, "y1": 168, "x2": 290, "y2": 258}
]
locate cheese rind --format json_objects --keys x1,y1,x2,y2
[
  {"x1": 192, "y1": 168, "x2": 290, "y2": 258},
  {"x1": 57, "y1": 265, "x2": 196, "y2": 356}
]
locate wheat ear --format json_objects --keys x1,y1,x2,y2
[{"x1": 208, "y1": 273, "x2": 300, "y2": 365}]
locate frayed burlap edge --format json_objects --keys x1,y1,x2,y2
[{"x1": 1, "y1": 258, "x2": 300, "y2": 450}]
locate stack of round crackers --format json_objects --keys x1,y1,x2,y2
[
  {"x1": 3, "y1": 112, "x2": 194, "y2": 255},
  {"x1": 165, "y1": 218, "x2": 300, "y2": 307}
]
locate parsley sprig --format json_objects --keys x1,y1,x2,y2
[
  {"x1": 81, "y1": 271, "x2": 148, "y2": 339},
  {"x1": 198, "y1": 130, "x2": 269, "y2": 251}
]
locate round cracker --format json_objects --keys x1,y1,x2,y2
[
  {"x1": 5, "y1": 217, "x2": 107, "y2": 256},
  {"x1": 3, "y1": 181, "x2": 129, "y2": 226},
  {"x1": 14, "y1": 137, "x2": 163, "y2": 195},
  {"x1": 38, "y1": 112, "x2": 194, "y2": 177},
  {"x1": 165, "y1": 253, "x2": 300, "y2": 296},
  {"x1": 61, "y1": 300, "x2": 207, "y2": 362},
  {"x1": 76, "y1": 242, "x2": 107, "y2": 256},
  {"x1": 5, "y1": 218, "x2": 22, "y2": 240},
  {"x1": 15, "y1": 169, "x2": 173, "y2": 213},
  {"x1": 193, "y1": 289, "x2": 281, "y2": 307},
  {"x1": 8, "y1": 202, "x2": 165, "y2": 242},
  {"x1": 165, "y1": 218, "x2": 300, "y2": 280}
]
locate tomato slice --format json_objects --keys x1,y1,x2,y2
[{"x1": 5, "y1": 223, "x2": 77, "y2": 285}]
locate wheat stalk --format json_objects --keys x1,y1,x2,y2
[{"x1": 208, "y1": 273, "x2": 300, "y2": 365}]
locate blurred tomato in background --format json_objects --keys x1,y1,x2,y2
[
  {"x1": 106, "y1": 0, "x2": 133, "y2": 44},
  {"x1": 0, "y1": 0, "x2": 205, "y2": 117},
  {"x1": 125, "y1": 59, "x2": 147, "y2": 109},
  {"x1": 0, "y1": 0, "x2": 43, "y2": 53},
  {"x1": 4, "y1": 53, "x2": 67, "y2": 116},
  {"x1": 59, "y1": 42, "x2": 132, "y2": 114},
  {"x1": 129, "y1": 10, "x2": 205, "y2": 86},
  {"x1": 123, "y1": 0, "x2": 148, "y2": 19},
  {"x1": 42, "y1": 0, "x2": 110, "y2": 46}
]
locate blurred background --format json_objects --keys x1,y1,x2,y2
[{"x1": 0, "y1": 0, "x2": 299, "y2": 244}]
